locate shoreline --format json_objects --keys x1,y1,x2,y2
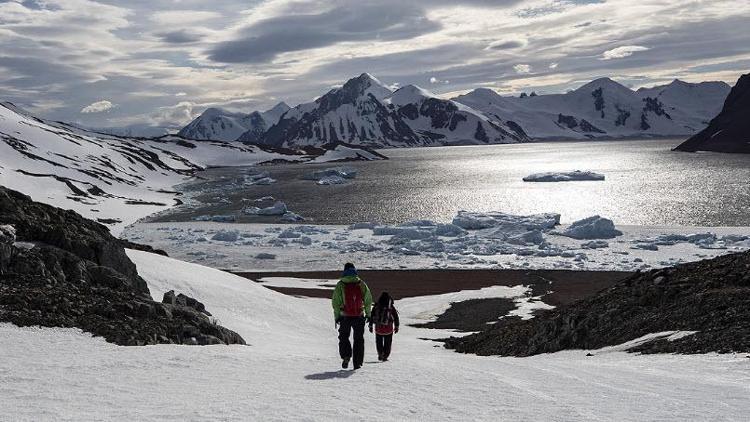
[{"x1": 236, "y1": 268, "x2": 629, "y2": 304}]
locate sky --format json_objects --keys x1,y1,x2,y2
[{"x1": 0, "y1": 0, "x2": 749, "y2": 132}]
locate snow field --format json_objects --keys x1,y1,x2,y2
[{"x1": 1, "y1": 250, "x2": 749, "y2": 421}]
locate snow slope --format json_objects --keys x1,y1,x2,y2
[
  {"x1": 0, "y1": 102, "x2": 294, "y2": 234},
  {"x1": 178, "y1": 102, "x2": 291, "y2": 142},
  {"x1": 455, "y1": 78, "x2": 730, "y2": 140},
  {"x1": 1, "y1": 249, "x2": 748, "y2": 421}
]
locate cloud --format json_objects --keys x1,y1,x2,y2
[
  {"x1": 514, "y1": 64, "x2": 532, "y2": 74},
  {"x1": 1, "y1": 0, "x2": 750, "y2": 131},
  {"x1": 156, "y1": 30, "x2": 203, "y2": 44},
  {"x1": 600, "y1": 45, "x2": 650, "y2": 60},
  {"x1": 207, "y1": 2, "x2": 443, "y2": 64},
  {"x1": 486, "y1": 39, "x2": 525, "y2": 50},
  {"x1": 81, "y1": 100, "x2": 114, "y2": 113}
]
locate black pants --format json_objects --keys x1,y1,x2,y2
[
  {"x1": 338, "y1": 316, "x2": 365, "y2": 367},
  {"x1": 376, "y1": 334, "x2": 393, "y2": 359}
]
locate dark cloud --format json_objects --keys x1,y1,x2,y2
[
  {"x1": 157, "y1": 30, "x2": 203, "y2": 44},
  {"x1": 208, "y1": 2, "x2": 442, "y2": 63}
]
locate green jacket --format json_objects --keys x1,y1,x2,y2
[{"x1": 332, "y1": 275, "x2": 373, "y2": 320}]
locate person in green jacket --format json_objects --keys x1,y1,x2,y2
[{"x1": 332, "y1": 262, "x2": 373, "y2": 370}]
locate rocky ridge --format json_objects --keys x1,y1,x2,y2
[
  {"x1": 0, "y1": 186, "x2": 245, "y2": 346},
  {"x1": 444, "y1": 250, "x2": 750, "y2": 356}
]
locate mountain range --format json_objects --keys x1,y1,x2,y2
[
  {"x1": 178, "y1": 74, "x2": 731, "y2": 147},
  {"x1": 178, "y1": 102, "x2": 291, "y2": 141}
]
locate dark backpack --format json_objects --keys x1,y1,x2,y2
[
  {"x1": 374, "y1": 305, "x2": 392, "y2": 326},
  {"x1": 342, "y1": 282, "x2": 364, "y2": 316}
]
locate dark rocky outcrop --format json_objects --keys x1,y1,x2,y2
[
  {"x1": 444, "y1": 250, "x2": 750, "y2": 356},
  {"x1": 0, "y1": 186, "x2": 245, "y2": 346},
  {"x1": 675, "y1": 73, "x2": 750, "y2": 153}
]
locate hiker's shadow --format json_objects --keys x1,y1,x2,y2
[{"x1": 305, "y1": 370, "x2": 355, "y2": 380}]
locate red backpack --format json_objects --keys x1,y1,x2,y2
[{"x1": 342, "y1": 282, "x2": 364, "y2": 317}]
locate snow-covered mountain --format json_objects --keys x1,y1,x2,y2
[
  {"x1": 251, "y1": 73, "x2": 528, "y2": 148},
  {"x1": 454, "y1": 78, "x2": 730, "y2": 140},
  {"x1": 178, "y1": 102, "x2": 290, "y2": 142},
  {"x1": 0, "y1": 102, "x2": 303, "y2": 234}
]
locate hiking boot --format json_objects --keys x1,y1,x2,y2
[
  {"x1": 353, "y1": 363, "x2": 361, "y2": 370},
  {"x1": 342, "y1": 357, "x2": 350, "y2": 369},
  {"x1": 377, "y1": 354, "x2": 383, "y2": 361}
]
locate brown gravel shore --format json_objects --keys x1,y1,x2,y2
[{"x1": 232, "y1": 269, "x2": 631, "y2": 307}]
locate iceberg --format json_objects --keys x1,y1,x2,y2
[
  {"x1": 452, "y1": 211, "x2": 560, "y2": 231},
  {"x1": 245, "y1": 201, "x2": 288, "y2": 216},
  {"x1": 317, "y1": 176, "x2": 348, "y2": 185},
  {"x1": 211, "y1": 230, "x2": 240, "y2": 242},
  {"x1": 304, "y1": 167, "x2": 358, "y2": 184},
  {"x1": 523, "y1": 170, "x2": 605, "y2": 182},
  {"x1": 558, "y1": 216, "x2": 622, "y2": 239}
]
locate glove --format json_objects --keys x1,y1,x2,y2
[
  {"x1": 368, "y1": 325, "x2": 373, "y2": 333},
  {"x1": 395, "y1": 326, "x2": 399, "y2": 334}
]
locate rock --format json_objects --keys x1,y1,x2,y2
[
  {"x1": 0, "y1": 224, "x2": 16, "y2": 273},
  {"x1": 0, "y1": 186, "x2": 244, "y2": 347},
  {"x1": 444, "y1": 250, "x2": 750, "y2": 356},
  {"x1": 675, "y1": 73, "x2": 750, "y2": 153}
]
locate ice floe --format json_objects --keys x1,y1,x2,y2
[
  {"x1": 523, "y1": 170, "x2": 605, "y2": 182},
  {"x1": 123, "y1": 209, "x2": 750, "y2": 273},
  {"x1": 557, "y1": 215, "x2": 623, "y2": 239}
]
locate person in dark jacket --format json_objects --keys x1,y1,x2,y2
[
  {"x1": 368, "y1": 292, "x2": 400, "y2": 361},
  {"x1": 332, "y1": 263, "x2": 373, "y2": 370}
]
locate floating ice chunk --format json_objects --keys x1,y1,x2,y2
[
  {"x1": 522, "y1": 170, "x2": 605, "y2": 182},
  {"x1": 280, "y1": 212, "x2": 305, "y2": 222},
  {"x1": 245, "y1": 171, "x2": 275, "y2": 184},
  {"x1": 348, "y1": 222, "x2": 378, "y2": 230},
  {"x1": 211, "y1": 230, "x2": 239, "y2": 242},
  {"x1": 632, "y1": 243, "x2": 659, "y2": 251},
  {"x1": 293, "y1": 236, "x2": 313, "y2": 246},
  {"x1": 389, "y1": 228, "x2": 434, "y2": 241},
  {"x1": 317, "y1": 176, "x2": 348, "y2": 185},
  {"x1": 581, "y1": 240, "x2": 609, "y2": 249},
  {"x1": 400, "y1": 220, "x2": 437, "y2": 227},
  {"x1": 720, "y1": 234, "x2": 749, "y2": 243},
  {"x1": 373, "y1": 226, "x2": 405, "y2": 236},
  {"x1": 249, "y1": 177, "x2": 276, "y2": 185},
  {"x1": 278, "y1": 230, "x2": 301, "y2": 239},
  {"x1": 255, "y1": 253, "x2": 276, "y2": 260},
  {"x1": 245, "y1": 201, "x2": 288, "y2": 216},
  {"x1": 433, "y1": 223, "x2": 466, "y2": 237},
  {"x1": 557, "y1": 215, "x2": 622, "y2": 239},
  {"x1": 255, "y1": 196, "x2": 275, "y2": 202},
  {"x1": 193, "y1": 214, "x2": 236, "y2": 222},
  {"x1": 304, "y1": 167, "x2": 358, "y2": 181},
  {"x1": 452, "y1": 211, "x2": 560, "y2": 231},
  {"x1": 507, "y1": 230, "x2": 545, "y2": 245}
]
